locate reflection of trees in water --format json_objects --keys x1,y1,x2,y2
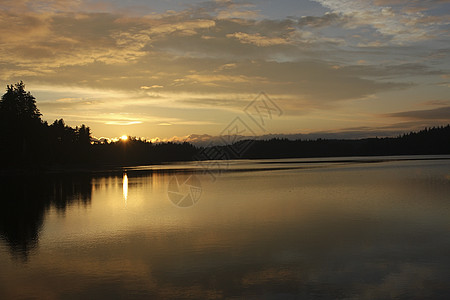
[{"x1": 0, "y1": 174, "x2": 92, "y2": 261}]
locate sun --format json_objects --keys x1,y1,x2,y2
[{"x1": 120, "y1": 135, "x2": 128, "y2": 141}]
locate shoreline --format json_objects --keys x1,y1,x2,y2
[{"x1": 2, "y1": 153, "x2": 449, "y2": 177}]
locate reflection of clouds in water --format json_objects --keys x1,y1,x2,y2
[
  {"x1": 1, "y1": 215, "x2": 448, "y2": 298},
  {"x1": 1, "y1": 158, "x2": 449, "y2": 298},
  {"x1": 9, "y1": 214, "x2": 445, "y2": 299},
  {"x1": 359, "y1": 264, "x2": 435, "y2": 300}
]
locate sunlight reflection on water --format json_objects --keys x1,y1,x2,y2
[
  {"x1": 123, "y1": 173, "x2": 128, "y2": 207},
  {"x1": 0, "y1": 156, "x2": 449, "y2": 299}
]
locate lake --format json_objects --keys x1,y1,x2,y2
[{"x1": 1, "y1": 156, "x2": 449, "y2": 299}]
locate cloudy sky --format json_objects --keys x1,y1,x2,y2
[{"x1": 1, "y1": 0, "x2": 449, "y2": 141}]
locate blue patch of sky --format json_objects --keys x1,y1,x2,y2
[
  {"x1": 86, "y1": 0, "x2": 328, "y2": 19},
  {"x1": 248, "y1": 0, "x2": 327, "y2": 19}
]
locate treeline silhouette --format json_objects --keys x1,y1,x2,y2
[
  {"x1": 236, "y1": 125, "x2": 450, "y2": 159},
  {"x1": 0, "y1": 82, "x2": 93, "y2": 167},
  {"x1": 0, "y1": 82, "x2": 449, "y2": 170},
  {"x1": 0, "y1": 82, "x2": 198, "y2": 168},
  {"x1": 91, "y1": 139, "x2": 198, "y2": 165}
]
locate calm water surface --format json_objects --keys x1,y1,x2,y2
[{"x1": 1, "y1": 156, "x2": 449, "y2": 299}]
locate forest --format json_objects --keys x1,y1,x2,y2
[{"x1": 0, "y1": 82, "x2": 449, "y2": 170}]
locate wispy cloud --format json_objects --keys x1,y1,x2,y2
[
  {"x1": 313, "y1": 0, "x2": 446, "y2": 45},
  {"x1": 226, "y1": 32, "x2": 291, "y2": 46}
]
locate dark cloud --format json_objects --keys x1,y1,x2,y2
[
  {"x1": 342, "y1": 63, "x2": 444, "y2": 77},
  {"x1": 297, "y1": 12, "x2": 346, "y2": 27},
  {"x1": 15, "y1": 51, "x2": 409, "y2": 109},
  {"x1": 388, "y1": 106, "x2": 450, "y2": 120}
]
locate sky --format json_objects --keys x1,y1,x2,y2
[{"x1": 1, "y1": 0, "x2": 449, "y2": 141}]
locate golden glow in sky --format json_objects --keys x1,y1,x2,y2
[{"x1": 1, "y1": 0, "x2": 449, "y2": 140}]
